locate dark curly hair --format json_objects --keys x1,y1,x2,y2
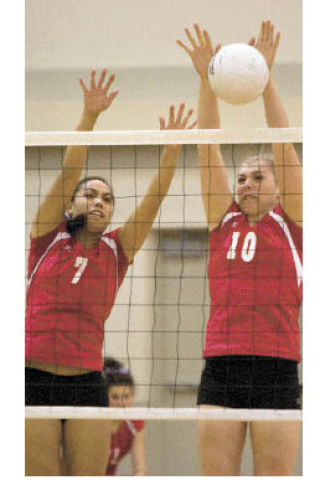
[{"x1": 103, "y1": 357, "x2": 135, "y2": 393}]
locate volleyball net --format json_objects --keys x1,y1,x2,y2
[{"x1": 25, "y1": 128, "x2": 302, "y2": 422}]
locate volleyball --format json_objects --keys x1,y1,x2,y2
[{"x1": 208, "y1": 43, "x2": 269, "y2": 104}]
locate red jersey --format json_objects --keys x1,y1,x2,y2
[
  {"x1": 106, "y1": 420, "x2": 145, "y2": 476},
  {"x1": 25, "y1": 223, "x2": 130, "y2": 371},
  {"x1": 204, "y1": 202, "x2": 302, "y2": 362}
]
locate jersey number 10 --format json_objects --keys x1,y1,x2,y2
[{"x1": 227, "y1": 231, "x2": 257, "y2": 262}]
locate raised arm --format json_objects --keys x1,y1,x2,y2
[
  {"x1": 251, "y1": 21, "x2": 302, "y2": 225},
  {"x1": 177, "y1": 24, "x2": 233, "y2": 231},
  {"x1": 131, "y1": 429, "x2": 147, "y2": 475},
  {"x1": 118, "y1": 104, "x2": 196, "y2": 262},
  {"x1": 31, "y1": 69, "x2": 119, "y2": 238}
]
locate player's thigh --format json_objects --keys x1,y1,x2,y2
[
  {"x1": 64, "y1": 419, "x2": 112, "y2": 476},
  {"x1": 250, "y1": 420, "x2": 302, "y2": 475},
  {"x1": 25, "y1": 418, "x2": 62, "y2": 476},
  {"x1": 197, "y1": 405, "x2": 247, "y2": 475}
]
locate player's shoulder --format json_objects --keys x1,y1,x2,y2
[
  {"x1": 211, "y1": 202, "x2": 244, "y2": 234},
  {"x1": 101, "y1": 228, "x2": 121, "y2": 250},
  {"x1": 30, "y1": 222, "x2": 70, "y2": 252},
  {"x1": 125, "y1": 420, "x2": 145, "y2": 435},
  {"x1": 269, "y1": 203, "x2": 302, "y2": 233}
]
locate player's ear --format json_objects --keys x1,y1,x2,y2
[
  {"x1": 274, "y1": 180, "x2": 280, "y2": 202},
  {"x1": 65, "y1": 201, "x2": 73, "y2": 219}
]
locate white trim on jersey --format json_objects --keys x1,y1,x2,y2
[
  {"x1": 101, "y1": 236, "x2": 118, "y2": 261},
  {"x1": 221, "y1": 211, "x2": 242, "y2": 227},
  {"x1": 101, "y1": 236, "x2": 119, "y2": 290},
  {"x1": 125, "y1": 420, "x2": 138, "y2": 436},
  {"x1": 27, "y1": 232, "x2": 71, "y2": 286},
  {"x1": 268, "y1": 211, "x2": 302, "y2": 287}
]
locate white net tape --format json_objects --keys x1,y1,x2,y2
[
  {"x1": 25, "y1": 127, "x2": 302, "y2": 146},
  {"x1": 25, "y1": 406, "x2": 302, "y2": 421}
]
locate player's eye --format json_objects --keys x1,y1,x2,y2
[
  {"x1": 84, "y1": 192, "x2": 94, "y2": 198},
  {"x1": 255, "y1": 174, "x2": 263, "y2": 181}
]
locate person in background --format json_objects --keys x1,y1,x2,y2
[{"x1": 104, "y1": 358, "x2": 147, "y2": 476}]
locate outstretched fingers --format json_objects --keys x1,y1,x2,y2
[
  {"x1": 79, "y1": 76, "x2": 88, "y2": 93},
  {"x1": 203, "y1": 29, "x2": 213, "y2": 51},
  {"x1": 182, "y1": 108, "x2": 194, "y2": 128},
  {"x1": 176, "y1": 38, "x2": 191, "y2": 55},
  {"x1": 169, "y1": 104, "x2": 176, "y2": 125},
  {"x1": 159, "y1": 116, "x2": 167, "y2": 130},
  {"x1": 176, "y1": 103, "x2": 185, "y2": 124},
  {"x1": 97, "y1": 68, "x2": 108, "y2": 88},
  {"x1": 159, "y1": 104, "x2": 196, "y2": 130},
  {"x1": 90, "y1": 69, "x2": 97, "y2": 89},
  {"x1": 274, "y1": 31, "x2": 281, "y2": 52},
  {"x1": 185, "y1": 27, "x2": 197, "y2": 49},
  {"x1": 103, "y1": 72, "x2": 116, "y2": 94},
  {"x1": 194, "y1": 23, "x2": 205, "y2": 47},
  {"x1": 107, "y1": 90, "x2": 119, "y2": 104},
  {"x1": 188, "y1": 120, "x2": 198, "y2": 129}
]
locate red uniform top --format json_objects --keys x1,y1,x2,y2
[
  {"x1": 204, "y1": 202, "x2": 302, "y2": 362},
  {"x1": 25, "y1": 223, "x2": 130, "y2": 371},
  {"x1": 106, "y1": 420, "x2": 145, "y2": 476}
]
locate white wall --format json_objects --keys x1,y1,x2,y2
[
  {"x1": 25, "y1": 0, "x2": 302, "y2": 131},
  {"x1": 26, "y1": 0, "x2": 302, "y2": 70}
]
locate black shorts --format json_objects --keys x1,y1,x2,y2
[
  {"x1": 197, "y1": 356, "x2": 301, "y2": 409},
  {"x1": 25, "y1": 367, "x2": 108, "y2": 407}
]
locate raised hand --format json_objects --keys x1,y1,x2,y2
[
  {"x1": 177, "y1": 24, "x2": 221, "y2": 78},
  {"x1": 159, "y1": 103, "x2": 197, "y2": 153},
  {"x1": 79, "y1": 68, "x2": 119, "y2": 116},
  {"x1": 159, "y1": 103, "x2": 197, "y2": 130},
  {"x1": 249, "y1": 20, "x2": 280, "y2": 71}
]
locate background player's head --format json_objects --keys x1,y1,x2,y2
[
  {"x1": 104, "y1": 357, "x2": 135, "y2": 408},
  {"x1": 66, "y1": 176, "x2": 115, "y2": 235},
  {"x1": 236, "y1": 156, "x2": 279, "y2": 218}
]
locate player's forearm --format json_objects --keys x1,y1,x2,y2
[
  {"x1": 263, "y1": 74, "x2": 290, "y2": 128},
  {"x1": 63, "y1": 109, "x2": 99, "y2": 171},
  {"x1": 198, "y1": 77, "x2": 220, "y2": 129},
  {"x1": 139, "y1": 147, "x2": 179, "y2": 217},
  {"x1": 197, "y1": 76, "x2": 222, "y2": 168},
  {"x1": 119, "y1": 148, "x2": 179, "y2": 260}
]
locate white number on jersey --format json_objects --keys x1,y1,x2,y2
[
  {"x1": 110, "y1": 447, "x2": 120, "y2": 465},
  {"x1": 71, "y1": 256, "x2": 88, "y2": 284},
  {"x1": 227, "y1": 231, "x2": 257, "y2": 263}
]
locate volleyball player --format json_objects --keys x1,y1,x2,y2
[
  {"x1": 177, "y1": 21, "x2": 302, "y2": 475},
  {"x1": 25, "y1": 68, "x2": 196, "y2": 476},
  {"x1": 103, "y1": 358, "x2": 147, "y2": 476}
]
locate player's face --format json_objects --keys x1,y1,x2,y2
[
  {"x1": 71, "y1": 179, "x2": 114, "y2": 232},
  {"x1": 108, "y1": 385, "x2": 134, "y2": 408},
  {"x1": 236, "y1": 161, "x2": 279, "y2": 221}
]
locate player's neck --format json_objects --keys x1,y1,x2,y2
[{"x1": 75, "y1": 230, "x2": 101, "y2": 249}]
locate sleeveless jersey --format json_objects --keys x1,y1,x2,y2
[
  {"x1": 25, "y1": 223, "x2": 130, "y2": 370},
  {"x1": 204, "y1": 202, "x2": 302, "y2": 361},
  {"x1": 106, "y1": 420, "x2": 145, "y2": 476}
]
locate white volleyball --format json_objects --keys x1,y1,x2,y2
[{"x1": 208, "y1": 43, "x2": 269, "y2": 104}]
